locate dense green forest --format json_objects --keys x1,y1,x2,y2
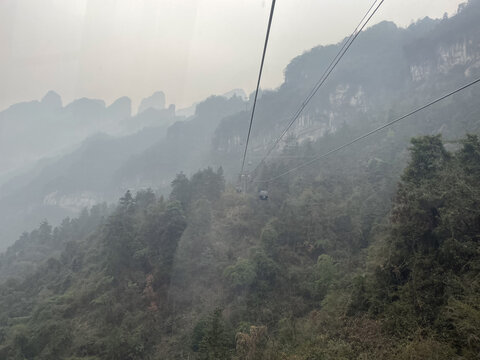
[{"x1": 0, "y1": 133, "x2": 479, "y2": 359}]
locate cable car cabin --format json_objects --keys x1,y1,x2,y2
[{"x1": 259, "y1": 190, "x2": 269, "y2": 200}]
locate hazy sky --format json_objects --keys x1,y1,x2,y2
[{"x1": 0, "y1": 0, "x2": 465, "y2": 112}]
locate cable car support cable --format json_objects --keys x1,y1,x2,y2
[
  {"x1": 252, "y1": 0, "x2": 385, "y2": 174},
  {"x1": 240, "y1": 0, "x2": 277, "y2": 179},
  {"x1": 255, "y1": 76, "x2": 480, "y2": 183}
]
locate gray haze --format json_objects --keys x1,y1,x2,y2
[{"x1": 0, "y1": 0, "x2": 463, "y2": 111}]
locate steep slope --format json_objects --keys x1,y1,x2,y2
[
  {"x1": 0, "y1": 134, "x2": 479, "y2": 358},
  {"x1": 0, "y1": 93, "x2": 246, "y2": 249},
  {"x1": 213, "y1": 1, "x2": 480, "y2": 175},
  {"x1": 0, "y1": 126, "x2": 167, "y2": 250},
  {"x1": 115, "y1": 95, "x2": 246, "y2": 189}
]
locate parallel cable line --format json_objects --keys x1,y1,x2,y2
[
  {"x1": 255, "y1": 77, "x2": 480, "y2": 183},
  {"x1": 240, "y1": 0, "x2": 276, "y2": 177},
  {"x1": 252, "y1": 0, "x2": 385, "y2": 173}
]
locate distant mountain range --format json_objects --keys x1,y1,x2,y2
[
  {"x1": 0, "y1": 88, "x2": 248, "y2": 249},
  {"x1": 0, "y1": 90, "x2": 176, "y2": 184}
]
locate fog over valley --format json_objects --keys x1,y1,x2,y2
[{"x1": 1, "y1": 1, "x2": 480, "y2": 358}]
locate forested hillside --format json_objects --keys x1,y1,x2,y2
[
  {"x1": 0, "y1": 94, "x2": 245, "y2": 250},
  {"x1": 213, "y1": 0, "x2": 480, "y2": 174},
  {"x1": 1, "y1": 1, "x2": 480, "y2": 359},
  {"x1": 2, "y1": 1, "x2": 480, "y2": 251},
  {"x1": 0, "y1": 133, "x2": 479, "y2": 359}
]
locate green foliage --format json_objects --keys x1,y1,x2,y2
[
  {"x1": 235, "y1": 325, "x2": 269, "y2": 360},
  {"x1": 458, "y1": 134, "x2": 480, "y2": 173},
  {"x1": 196, "y1": 308, "x2": 234, "y2": 360},
  {"x1": 369, "y1": 134, "x2": 480, "y2": 356},
  {"x1": 396, "y1": 338, "x2": 457, "y2": 360},
  {"x1": 1, "y1": 131, "x2": 480, "y2": 359},
  {"x1": 170, "y1": 172, "x2": 191, "y2": 210},
  {"x1": 224, "y1": 259, "x2": 256, "y2": 291},
  {"x1": 170, "y1": 167, "x2": 225, "y2": 211},
  {"x1": 314, "y1": 254, "x2": 337, "y2": 299},
  {"x1": 403, "y1": 135, "x2": 450, "y2": 182}
]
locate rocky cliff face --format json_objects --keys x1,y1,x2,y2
[
  {"x1": 410, "y1": 39, "x2": 480, "y2": 81},
  {"x1": 138, "y1": 91, "x2": 166, "y2": 114},
  {"x1": 212, "y1": 1, "x2": 480, "y2": 160}
]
